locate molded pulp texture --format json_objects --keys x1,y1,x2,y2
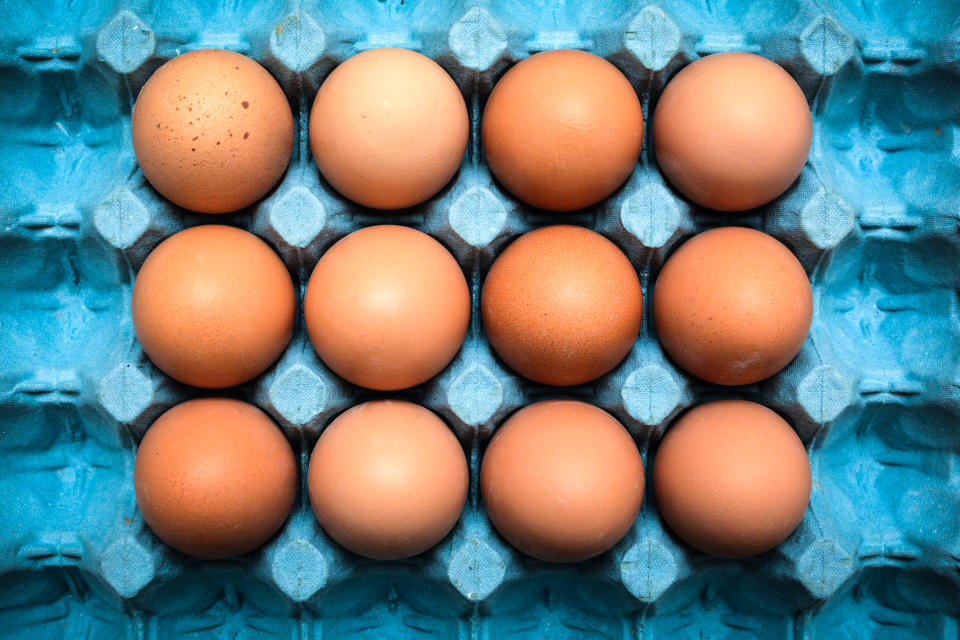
[{"x1": 0, "y1": 0, "x2": 959, "y2": 638}]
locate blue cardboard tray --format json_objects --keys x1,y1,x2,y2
[{"x1": 1, "y1": 0, "x2": 959, "y2": 638}]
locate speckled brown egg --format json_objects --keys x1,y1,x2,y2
[
  {"x1": 309, "y1": 48, "x2": 468, "y2": 209},
  {"x1": 652, "y1": 52, "x2": 811, "y2": 211},
  {"x1": 132, "y1": 225, "x2": 295, "y2": 388},
  {"x1": 652, "y1": 227, "x2": 812, "y2": 385},
  {"x1": 653, "y1": 400, "x2": 811, "y2": 557},
  {"x1": 481, "y1": 400, "x2": 645, "y2": 562},
  {"x1": 304, "y1": 225, "x2": 470, "y2": 390},
  {"x1": 132, "y1": 48, "x2": 293, "y2": 213},
  {"x1": 481, "y1": 225, "x2": 643, "y2": 386},
  {"x1": 307, "y1": 401, "x2": 468, "y2": 559},
  {"x1": 134, "y1": 398, "x2": 297, "y2": 558},
  {"x1": 481, "y1": 49, "x2": 644, "y2": 211}
]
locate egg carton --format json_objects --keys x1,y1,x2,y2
[{"x1": 1, "y1": 0, "x2": 959, "y2": 638}]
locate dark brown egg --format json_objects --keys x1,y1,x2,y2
[
  {"x1": 481, "y1": 225, "x2": 643, "y2": 386},
  {"x1": 134, "y1": 398, "x2": 297, "y2": 558}
]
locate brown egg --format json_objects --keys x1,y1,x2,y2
[
  {"x1": 307, "y1": 401, "x2": 468, "y2": 559},
  {"x1": 132, "y1": 225, "x2": 295, "y2": 388},
  {"x1": 309, "y1": 48, "x2": 468, "y2": 209},
  {"x1": 653, "y1": 227, "x2": 811, "y2": 385},
  {"x1": 481, "y1": 225, "x2": 643, "y2": 386},
  {"x1": 652, "y1": 52, "x2": 811, "y2": 211},
  {"x1": 134, "y1": 398, "x2": 297, "y2": 558},
  {"x1": 304, "y1": 225, "x2": 470, "y2": 390},
  {"x1": 653, "y1": 400, "x2": 811, "y2": 557},
  {"x1": 481, "y1": 49, "x2": 643, "y2": 211},
  {"x1": 481, "y1": 400, "x2": 645, "y2": 562},
  {"x1": 132, "y1": 49, "x2": 293, "y2": 213}
]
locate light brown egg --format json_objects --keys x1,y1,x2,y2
[
  {"x1": 132, "y1": 225, "x2": 295, "y2": 388},
  {"x1": 652, "y1": 52, "x2": 811, "y2": 211},
  {"x1": 304, "y1": 225, "x2": 470, "y2": 390},
  {"x1": 652, "y1": 227, "x2": 811, "y2": 385},
  {"x1": 307, "y1": 401, "x2": 468, "y2": 559},
  {"x1": 481, "y1": 400, "x2": 645, "y2": 562},
  {"x1": 481, "y1": 225, "x2": 643, "y2": 386},
  {"x1": 309, "y1": 48, "x2": 468, "y2": 209},
  {"x1": 132, "y1": 49, "x2": 293, "y2": 213},
  {"x1": 134, "y1": 398, "x2": 297, "y2": 558},
  {"x1": 481, "y1": 49, "x2": 644, "y2": 211},
  {"x1": 653, "y1": 400, "x2": 811, "y2": 557}
]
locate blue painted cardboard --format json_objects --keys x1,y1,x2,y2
[{"x1": 1, "y1": 0, "x2": 958, "y2": 638}]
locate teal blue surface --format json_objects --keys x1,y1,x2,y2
[{"x1": 1, "y1": 0, "x2": 959, "y2": 638}]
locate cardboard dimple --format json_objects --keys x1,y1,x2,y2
[{"x1": 1, "y1": 1, "x2": 958, "y2": 638}]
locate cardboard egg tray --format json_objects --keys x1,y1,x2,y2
[{"x1": 1, "y1": 0, "x2": 958, "y2": 637}]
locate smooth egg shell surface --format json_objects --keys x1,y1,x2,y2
[
  {"x1": 134, "y1": 398, "x2": 297, "y2": 558},
  {"x1": 652, "y1": 227, "x2": 812, "y2": 385},
  {"x1": 304, "y1": 225, "x2": 470, "y2": 390},
  {"x1": 131, "y1": 48, "x2": 293, "y2": 213},
  {"x1": 307, "y1": 401, "x2": 468, "y2": 560},
  {"x1": 481, "y1": 225, "x2": 643, "y2": 386},
  {"x1": 132, "y1": 225, "x2": 295, "y2": 388},
  {"x1": 309, "y1": 47, "x2": 468, "y2": 209},
  {"x1": 653, "y1": 400, "x2": 811, "y2": 558},
  {"x1": 482, "y1": 49, "x2": 644, "y2": 211},
  {"x1": 481, "y1": 400, "x2": 645, "y2": 562},
  {"x1": 652, "y1": 52, "x2": 811, "y2": 211}
]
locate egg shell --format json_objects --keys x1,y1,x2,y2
[
  {"x1": 652, "y1": 226, "x2": 812, "y2": 385},
  {"x1": 309, "y1": 47, "x2": 469, "y2": 209},
  {"x1": 131, "y1": 48, "x2": 294, "y2": 213},
  {"x1": 303, "y1": 225, "x2": 470, "y2": 391},
  {"x1": 652, "y1": 52, "x2": 812, "y2": 211},
  {"x1": 653, "y1": 400, "x2": 811, "y2": 558},
  {"x1": 481, "y1": 225, "x2": 643, "y2": 386},
  {"x1": 480, "y1": 400, "x2": 645, "y2": 562},
  {"x1": 132, "y1": 225, "x2": 295, "y2": 388},
  {"x1": 307, "y1": 400, "x2": 468, "y2": 560},
  {"x1": 481, "y1": 49, "x2": 644, "y2": 211},
  {"x1": 134, "y1": 398, "x2": 297, "y2": 559}
]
